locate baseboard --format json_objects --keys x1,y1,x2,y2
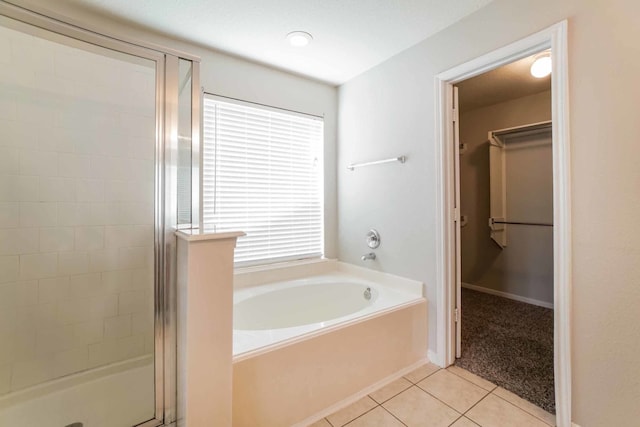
[
  {"x1": 461, "y1": 282, "x2": 554, "y2": 309},
  {"x1": 292, "y1": 358, "x2": 430, "y2": 427}
]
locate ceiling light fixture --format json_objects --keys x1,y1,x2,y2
[
  {"x1": 530, "y1": 52, "x2": 552, "y2": 78},
  {"x1": 286, "y1": 31, "x2": 313, "y2": 47}
]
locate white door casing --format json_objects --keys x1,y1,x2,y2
[
  {"x1": 452, "y1": 86, "x2": 462, "y2": 359},
  {"x1": 434, "y1": 20, "x2": 571, "y2": 427}
]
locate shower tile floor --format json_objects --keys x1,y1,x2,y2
[{"x1": 309, "y1": 362, "x2": 555, "y2": 427}]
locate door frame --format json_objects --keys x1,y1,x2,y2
[{"x1": 433, "y1": 21, "x2": 572, "y2": 426}]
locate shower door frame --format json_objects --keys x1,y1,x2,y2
[{"x1": 0, "y1": 2, "x2": 200, "y2": 426}]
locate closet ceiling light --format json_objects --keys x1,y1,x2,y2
[
  {"x1": 286, "y1": 31, "x2": 313, "y2": 47},
  {"x1": 530, "y1": 53, "x2": 552, "y2": 78}
]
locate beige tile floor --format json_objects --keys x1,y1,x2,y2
[{"x1": 308, "y1": 362, "x2": 556, "y2": 427}]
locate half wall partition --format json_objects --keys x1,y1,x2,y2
[{"x1": 0, "y1": 2, "x2": 200, "y2": 426}]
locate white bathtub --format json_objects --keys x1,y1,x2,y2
[
  {"x1": 233, "y1": 271, "x2": 422, "y2": 356},
  {"x1": 232, "y1": 260, "x2": 428, "y2": 426}
]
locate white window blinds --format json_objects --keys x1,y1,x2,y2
[{"x1": 202, "y1": 96, "x2": 324, "y2": 266}]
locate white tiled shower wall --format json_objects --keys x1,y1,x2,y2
[{"x1": 0, "y1": 22, "x2": 155, "y2": 394}]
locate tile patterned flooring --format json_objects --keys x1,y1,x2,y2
[{"x1": 308, "y1": 362, "x2": 556, "y2": 427}]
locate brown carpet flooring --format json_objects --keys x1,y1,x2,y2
[{"x1": 454, "y1": 288, "x2": 555, "y2": 413}]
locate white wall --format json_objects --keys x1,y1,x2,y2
[
  {"x1": 12, "y1": 0, "x2": 339, "y2": 259},
  {"x1": 459, "y1": 91, "x2": 553, "y2": 304},
  {"x1": 338, "y1": 0, "x2": 640, "y2": 424},
  {"x1": 0, "y1": 21, "x2": 155, "y2": 394}
]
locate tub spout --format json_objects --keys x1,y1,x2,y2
[{"x1": 361, "y1": 252, "x2": 376, "y2": 261}]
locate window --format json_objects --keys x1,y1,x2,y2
[{"x1": 202, "y1": 95, "x2": 324, "y2": 266}]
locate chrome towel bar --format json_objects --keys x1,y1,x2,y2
[{"x1": 347, "y1": 156, "x2": 406, "y2": 171}]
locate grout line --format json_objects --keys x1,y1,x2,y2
[
  {"x1": 447, "y1": 414, "x2": 465, "y2": 427},
  {"x1": 323, "y1": 361, "x2": 431, "y2": 427},
  {"x1": 446, "y1": 366, "x2": 497, "y2": 392},
  {"x1": 338, "y1": 402, "x2": 380, "y2": 427},
  {"x1": 412, "y1": 369, "x2": 492, "y2": 414},
  {"x1": 447, "y1": 415, "x2": 481, "y2": 427},
  {"x1": 368, "y1": 379, "x2": 413, "y2": 404},
  {"x1": 435, "y1": 367, "x2": 494, "y2": 391},
  {"x1": 379, "y1": 384, "x2": 470, "y2": 426},
  {"x1": 488, "y1": 390, "x2": 556, "y2": 426},
  {"x1": 461, "y1": 391, "x2": 493, "y2": 419},
  {"x1": 402, "y1": 366, "x2": 441, "y2": 385},
  {"x1": 454, "y1": 360, "x2": 552, "y2": 416},
  {"x1": 452, "y1": 415, "x2": 481, "y2": 427},
  {"x1": 379, "y1": 404, "x2": 409, "y2": 427},
  {"x1": 410, "y1": 384, "x2": 464, "y2": 416},
  {"x1": 329, "y1": 366, "x2": 514, "y2": 427},
  {"x1": 490, "y1": 388, "x2": 556, "y2": 425}
]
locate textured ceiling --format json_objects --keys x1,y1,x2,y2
[
  {"x1": 47, "y1": 0, "x2": 494, "y2": 85},
  {"x1": 457, "y1": 54, "x2": 552, "y2": 112}
]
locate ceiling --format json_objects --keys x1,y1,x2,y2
[
  {"x1": 457, "y1": 54, "x2": 551, "y2": 112},
  {"x1": 51, "y1": 0, "x2": 494, "y2": 85}
]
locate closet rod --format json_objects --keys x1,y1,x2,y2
[{"x1": 492, "y1": 221, "x2": 553, "y2": 227}]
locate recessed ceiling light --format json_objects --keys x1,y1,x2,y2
[
  {"x1": 530, "y1": 52, "x2": 552, "y2": 78},
  {"x1": 286, "y1": 31, "x2": 313, "y2": 47}
]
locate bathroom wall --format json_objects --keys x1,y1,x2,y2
[
  {"x1": 459, "y1": 91, "x2": 553, "y2": 305},
  {"x1": 338, "y1": 0, "x2": 640, "y2": 424},
  {"x1": 11, "y1": 0, "x2": 339, "y2": 260},
  {"x1": 0, "y1": 22, "x2": 155, "y2": 394}
]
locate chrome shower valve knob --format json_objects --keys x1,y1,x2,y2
[{"x1": 366, "y1": 229, "x2": 381, "y2": 249}]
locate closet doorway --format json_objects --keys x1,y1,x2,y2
[
  {"x1": 455, "y1": 57, "x2": 554, "y2": 411},
  {"x1": 434, "y1": 22, "x2": 572, "y2": 427}
]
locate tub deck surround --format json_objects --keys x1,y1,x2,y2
[
  {"x1": 234, "y1": 259, "x2": 424, "y2": 296},
  {"x1": 175, "y1": 229, "x2": 244, "y2": 427},
  {"x1": 175, "y1": 229, "x2": 246, "y2": 242},
  {"x1": 231, "y1": 260, "x2": 428, "y2": 426},
  {"x1": 232, "y1": 300, "x2": 428, "y2": 427},
  {"x1": 233, "y1": 272, "x2": 424, "y2": 357}
]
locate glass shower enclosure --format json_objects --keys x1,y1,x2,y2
[{"x1": 0, "y1": 2, "x2": 199, "y2": 426}]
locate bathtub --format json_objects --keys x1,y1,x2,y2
[
  {"x1": 233, "y1": 273, "x2": 422, "y2": 356},
  {"x1": 231, "y1": 260, "x2": 428, "y2": 427}
]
